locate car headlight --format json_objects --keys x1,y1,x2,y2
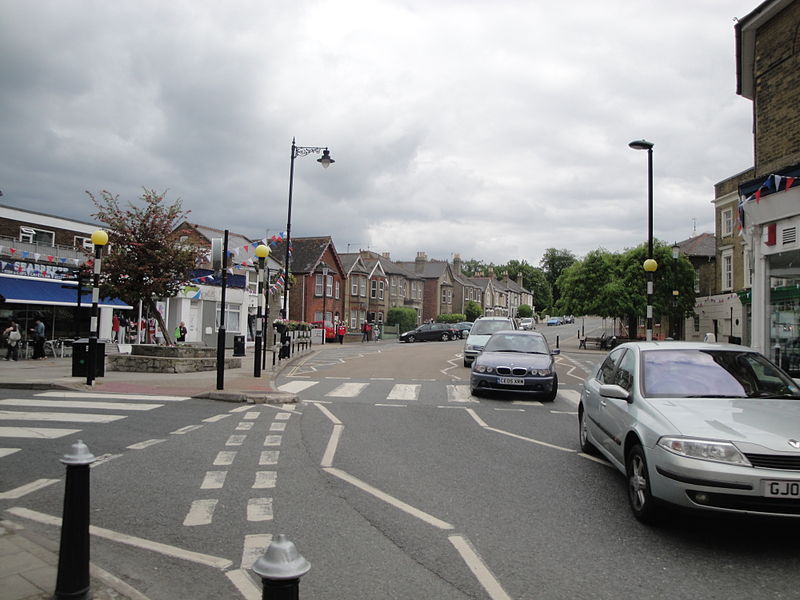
[
  {"x1": 531, "y1": 368, "x2": 552, "y2": 376},
  {"x1": 465, "y1": 345, "x2": 483, "y2": 352},
  {"x1": 657, "y1": 437, "x2": 751, "y2": 466},
  {"x1": 474, "y1": 364, "x2": 494, "y2": 373}
]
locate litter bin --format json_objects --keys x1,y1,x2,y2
[
  {"x1": 71, "y1": 339, "x2": 105, "y2": 377},
  {"x1": 233, "y1": 335, "x2": 246, "y2": 357}
]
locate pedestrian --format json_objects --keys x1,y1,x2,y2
[
  {"x1": 4, "y1": 320, "x2": 21, "y2": 361},
  {"x1": 175, "y1": 321, "x2": 187, "y2": 343},
  {"x1": 111, "y1": 312, "x2": 120, "y2": 342},
  {"x1": 361, "y1": 321, "x2": 369, "y2": 343},
  {"x1": 337, "y1": 321, "x2": 346, "y2": 344},
  {"x1": 118, "y1": 313, "x2": 128, "y2": 343},
  {"x1": 30, "y1": 318, "x2": 46, "y2": 359},
  {"x1": 147, "y1": 317, "x2": 157, "y2": 344}
]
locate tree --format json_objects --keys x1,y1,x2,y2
[
  {"x1": 387, "y1": 307, "x2": 417, "y2": 333},
  {"x1": 540, "y1": 248, "x2": 576, "y2": 307},
  {"x1": 464, "y1": 300, "x2": 482, "y2": 322},
  {"x1": 517, "y1": 304, "x2": 533, "y2": 318},
  {"x1": 88, "y1": 189, "x2": 207, "y2": 345},
  {"x1": 525, "y1": 268, "x2": 552, "y2": 314}
]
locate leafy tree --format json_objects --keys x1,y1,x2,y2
[
  {"x1": 436, "y1": 313, "x2": 466, "y2": 323},
  {"x1": 387, "y1": 307, "x2": 417, "y2": 333},
  {"x1": 464, "y1": 300, "x2": 482, "y2": 322},
  {"x1": 460, "y1": 258, "x2": 491, "y2": 277},
  {"x1": 525, "y1": 268, "x2": 552, "y2": 313},
  {"x1": 88, "y1": 189, "x2": 207, "y2": 345},
  {"x1": 540, "y1": 248, "x2": 576, "y2": 307},
  {"x1": 517, "y1": 304, "x2": 533, "y2": 318}
]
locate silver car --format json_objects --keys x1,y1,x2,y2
[{"x1": 579, "y1": 341, "x2": 800, "y2": 523}]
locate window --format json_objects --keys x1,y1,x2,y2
[
  {"x1": 315, "y1": 274, "x2": 324, "y2": 296},
  {"x1": 598, "y1": 348, "x2": 625, "y2": 384},
  {"x1": 693, "y1": 315, "x2": 700, "y2": 332},
  {"x1": 379, "y1": 280, "x2": 384, "y2": 300},
  {"x1": 721, "y1": 250, "x2": 733, "y2": 291},
  {"x1": 360, "y1": 277, "x2": 367, "y2": 297},
  {"x1": 74, "y1": 236, "x2": 94, "y2": 250},
  {"x1": 694, "y1": 269, "x2": 700, "y2": 293},
  {"x1": 326, "y1": 275, "x2": 333, "y2": 297},
  {"x1": 351, "y1": 278, "x2": 358, "y2": 296},
  {"x1": 335, "y1": 280, "x2": 340, "y2": 299},
  {"x1": 371, "y1": 279, "x2": 378, "y2": 299},
  {"x1": 614, "y1": 349, "x2": 635, "y2": 391},
  {"x1": 20, "y1": 226, "x2": 55, "y2": 246},
  {"x1": 215, "y1": 302, "x2": 240, "y2": 332},
  {"x1": 391, "y1": 278, "x2": 397, "y2": 296},
  {"x1": 721, "y1": 208, "x2": 733, "y2": 237}
]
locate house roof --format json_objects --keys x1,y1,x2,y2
[
  {"x1": 357, "y1": 251, "x2": 423, "y2": 280},
  {"x1": 271, "y1": 236, "x2": 344, "y2": 276},
  {"x1": 677, "y1": 232, "x2": 715, "y2": 258},
  {"x1": 396, "y1": 260, "x2": 451, "y2": 280}
]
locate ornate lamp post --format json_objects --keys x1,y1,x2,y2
[
  {"x1": 254, "y1": 244, "x2": 269, "y2": 377},
  {"x1": 671, "y1": 242, "x2": 680, "y2": 339},
  {"x1": 87, "y1": 229, "x2": 108, "y2": 386},
  {"x1": 283, "y1": 139, "x2": 334, "y2": 320},
  {"x1": 629, "y1": 139, "x2": 655, "y2": 341}
]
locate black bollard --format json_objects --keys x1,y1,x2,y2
[
  {"x1": 252, "y1": 534, "x2": 310, "y2": 600},
  {"x1": 556, "y1": 335, "x2": 559, "y2": 349},
  {"x1": 54, "y1": 440, "x2": 96, "y2": 600}
]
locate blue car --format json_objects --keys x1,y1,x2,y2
[{"x1": 546, "y1": 317, "x2": 562, "y2": 326}]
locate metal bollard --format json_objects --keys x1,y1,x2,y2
[
  {"x1": 252, "y1": 534, "x2": 310, "y2": 600},
  {"x1": 53, "y1": 440, "x2": 96, "y2": 600},
  {"x1": 556, "y1": 335, "x2": 559, "y2": 349}
]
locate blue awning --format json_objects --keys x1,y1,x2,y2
[{"x1": 0, "y1": 275, "x2": 133, "y2": 309}]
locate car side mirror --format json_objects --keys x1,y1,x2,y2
[
  {"x1": 551, "y1": 349, "x2": 560, "y2": 355},
  {"x1": 599, "y1": 383, "x2": 631, "y2": 402}
]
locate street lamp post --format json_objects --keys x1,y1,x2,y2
[
  {"x1": 283, "y1": 138, "x2": 334, "y2": 321},
  {"x1": 672, "y1": 242, "x2": 680, "y2": 339},
  {"x1": 87, "y1": 229, "x2": 108, "y2": 386},
  {"x1": 321, "y1": 264, "x2": 329, "y2": 345},
  {"x1": 254, "y1": 244, "x2": 269, "y2": 377},
  {"x1": 629, "y1": 139, "x2": 655, "y2": 341}
]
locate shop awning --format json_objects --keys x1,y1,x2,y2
[{"x1": 0, "y1": 275, "x2": 133, "y2": 309}]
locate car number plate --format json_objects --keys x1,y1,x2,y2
[
  {"x1": 763, "y1": 480, "x2": 800, "y2": 498},
  {"x1": 498, "y1": 377, "x2": 524, "y2": 386}
]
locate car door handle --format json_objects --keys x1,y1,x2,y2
[{"x1": 600, "y1": 400, "x2": 607, "y2": 408}]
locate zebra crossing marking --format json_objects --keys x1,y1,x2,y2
[
  {"x1": 213, "y1": 450, "x2": 237, "y2": 465},
  {"x1": 325, "y1": 382, "x2": 369, "y2": 398},
  {"x1": 263, "y1": 435, "x2": 282, "y2": 446},
  {"x1": 446, "y1": 385, "x2": 478, "y2": 403},
  {"x1": 387, "y1": 384, "x2": 420, "y2": 401},
  {"x1": 183, "y1": 499, "x2": 218, "y2": 526},
  {"x1": 0, "y1": 478, "x2": 60, "y2": 500},
  {"x1": 203, "y1": 414, "x2": 231, "y2": 423},
  {"x1": 278, "y1": 380, "x2": 319, "y2": 394},
  {"x1": 127, "y1": 439, "x2": 166, "y2": 450},
  {"x1": 246, "y1": 498, "x2": 273, "y2": 521},
  {"x1": 0, "y1": 448, "x2": 21, "y2": 458},
  {"x1": 0, "y1": 410, "x2": 126, "y2": 423},
  {"x1": 35, "y1": 391, "x2": 190, "y2": 402},
  {"x1": 0, "y1": 399, "x2": 162, "y2": 411},
  {"x1": 200, "y1": 471, "x2": 227, "y2": 489},
  {"x1": 0, "y1": 426, "x2": 80, "y2": 439},
  {"x1": 253, "y1": 471, "x2": 276, "y2": 489}
]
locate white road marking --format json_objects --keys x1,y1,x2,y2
[
  {"x1": 90, "y1": 453, "x2": 121, "y2": 468},
  {"x1": 447, "y1": 385, "x2": 477, "y2": 403},
  {"x1": 512, "y1": 400, "x2": 542, "y2": 406},
  {"x1": 236, "y1": 422, "x2": 254, "y2": 431},
  {"x1": 0, "y1": 410, "x2": 126, "y2": 423},
  {"x1": 247, "y1": 498, "x2": 273, "y2": 521},
  {"x1": 281, "y1": 404, "x2": 295, "y2": 411},
  {"x1": 0, "y1": 426, "x2": 80, "y2": 439},
  {"x1": 200, "y1": 471, "x2": 227, "y2": 489},
  {"x1": 559, "y1": 389, "x2": 582, "y2": 406},
  {"x1": 326, "y1": 382, "x2": 369, "y2": 397},
  {"x1": 494, "y1": 408, "x2": 525, "y2": 412},
  {"x1": 324, "y1": 467, "x2": 454, "y2": 530},
  {"x1": 202, "y1": 414, "x2": 231, "y2": 423},
  {"x1": 313, "y1": 402, "x2": 342, "y2": 425},
  {"x1": 0, "y1": 399, "x2": 162, "y2": 411},
  {"x1": 229, "y1": 406, "x2": 253, "y2": 413},
  {"x1": 551, "y1": 410, "x2": 578, "y2": 415},
  {"x1": 278, "y1": 380, "x2": 319, "y2": 394},
  {"x1": 464, "y1": 408, "x2": 488, "y2": 428},
  {"x1": 259, "y1": 451, "x2": 279, "y2": 465},
  {"x1": 243, "y1": 412, "x2": 260, "y2": 420},
  {"x1": 269, "y1": 422, "x2": 286, "y2": 432},
  {"x1": 449, "y1": 535, "x2": 512, "y2": 600},
  {"x1": 274, "y1": 412, "x2": 291, "y2": 420},
  {"x1": 127, "y1": 439, "x2": 165, "y2": 450},
  {"x1": 320, "y1": 424, "x2": 344, "y2": 468},
  {"x1": 375, "y1": 403, "x2": 406, "y2": 407},
  {"x1": 387, "y1": 384, "x2": 420, "y2": 401},
  {"x1": 263, "y1": 435, "x2": 282, "y2": 446},
  {"x1": 225, "y1": 569, "x2": 261, "y2": 600},
  {"x1": 0, "y1": 448, "x2": 21, "y2": 458},
  {"x1": 578, "y1": 452, "x2": 615, "y2": 467},
  {"x1": 0, "y1": 479, "x2": 60, "y2": 500},
  {"x1": 226, "y1": 435, "x2": 247, "y2": 446},
  {"x1": 35, "y1": 391, "x2": 190, "y2": 402},
  {"x1": 241, "y1": 534, "x2": 272, "y2": 569},
  {"x1": 8, "y1": 507, "x2": 232, "y2": 569},
  {"x1": 171, "y1": 425, "x2": 203, "y2": 435},
  {"x1": 213, "y1": 451, "x2": 237, "y2": 466},
  {"x1": 183, "y1": 499, "x2": 218, "y2": 526},
  {"x1": 484, "y1": 426, "x2": 575, "y2": 453},
  {"x1": 370, "y1": 377, "x2": 394, "y2": 381},
  {"x1": 253, "y1": 471, "x2": 277, "y2": 488}
]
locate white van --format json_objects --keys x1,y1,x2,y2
[{"x1": 463, "y1": 316, "x2": 517, "y2": 367}]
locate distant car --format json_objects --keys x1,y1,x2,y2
[
  {"x1": 311, "y1": 320, "x2": 337, "y2": 341},
  {"x1": 399, "y1": 322, "x2": 457, "y2": 343},
  {"x1": 463, "y1": 316, "x2": 517, "y2": 367},
  {"x1": 453, "y1": 322, "x2": 473, "y2": 339},
  {"x1": 519, "y1": 318, "x2": 535, "y2": 330},
  {"x1": 470, "y1": 331, "x2": 559, "y2": 400},
  {"x1": 579, "y1": 341, "x2": 800, "y2": 523},
  {"x1": 546, "y1": 317, "x2": 561, "y2": 326},
  {"x1": 563, "y1": 315, "x2": 575, "y2": 324}
]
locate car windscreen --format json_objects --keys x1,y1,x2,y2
[
  {"x1": 471, "y1": 320, "x2": 513, "y2": 335},
  {"x1": 484, "y1": 334, "x2": 548, "y2": 354},
  {"x1": 642, "y1": 349, "x2": 800, "y2": 398}
]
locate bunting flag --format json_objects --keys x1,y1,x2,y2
[
  {"x1": 47, "y1": 255, "x2": 54, "y2": 262},
  {"x1": 738, "y1": 172, "x2": 798, "y2": 228}
]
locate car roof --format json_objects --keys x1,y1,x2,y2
[
  {"x1": 614, "y1": 340, "x2": 756, "y2": 352},
  {"x1": 475, "y1": 316, "x2": 514, "y2": 321}
]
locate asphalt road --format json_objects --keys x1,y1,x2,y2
[{"x1": 3, "y1": 327, "x2": 800, "y2": 599}]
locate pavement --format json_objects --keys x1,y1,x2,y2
[{"x1": 0, "y1": 342, "x2": 327, "y2": 600}]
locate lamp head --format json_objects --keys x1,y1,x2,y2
[
  {"x1": 91, "y1": 229, "x2": 109, "y2": 246},
  {"x1": 643, "y1": 258, "x2": 658, "y2": 272},
  {"x1": 629, "y1": 139, "x2": 654, "y2": 151},
  {"x1": 672, "y1": 242, "x2": 680, "y2": 259},
  {"x1": 317, "y1": 148, "x2": 335, "y2": 168},
  {"x1": 255, "y1": 244, "x2": 269, "y2": 259}
]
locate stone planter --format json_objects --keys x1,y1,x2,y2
[{"x1": 107, "y1": 344, "x2": 241, "y2": 373}]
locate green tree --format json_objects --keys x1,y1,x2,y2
[
  {"x1": 459, "y1": 258, "x2": 490, "y2": 277},
  {"x1": 539, "y1": 248, "x2": 576, "y2": 307},
  {"x1": 387, "y1": 307, "x2": 417, "y2": 333},
  {"x1": 525, "y1": 268, "x2": 552, "y2": 314},
  {"x1": 464, "y1": 300, "x2": 482, "y2": 322},
  {"x1": 517, "y1": 304, "x2": 533, "y2": 318},
  {"x1": 88, "y1": 189, "x2": 207, "y2": 345}
]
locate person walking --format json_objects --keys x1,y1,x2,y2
[
  {"x1": 4, "y1": 320, "x2": 21, "y2": 361},
  {"x1": 111, "y1": 312, "x2": 120, "y2": 342},
  {"x1": 118, "y1": 313, "x2": 128, "y2": 343},
  {"x1": 175, "y1": 321, "x2": 187, "y2": 343},
  {"x1": 361, "y1": 320, "x2": 369, "y2": 343},
  {"x1": 30, "y1": 318, "x2": 46, "y2": 359},
  {"x1": 337, "y1": 321, "x2": 346, "y2": 344}
]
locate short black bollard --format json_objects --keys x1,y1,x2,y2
[
  {"x1": 53, "y1": 440, "x2": 96, "y2": 600},
  {"x1": 556, "y1": 335, "x2": 559, "y2": 349},
  {"x1": 252, "y1": 534, "x2": 310, "y2": 600}
]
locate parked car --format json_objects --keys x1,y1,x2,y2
[
  {"x1": 463, "y1": 316, "x2": 517, "y2": 367},
  {"x1": 578, "y1": 341, "x2": 800, "y2": 523},
  {"x1": 399, "y1": 322, "x2": 457, "y2": 343},
  {"x1": 310, "y1": 320, "x2": 337, "y2": 341},
  {"x1": 453, "y1": 322, "x2": 473, "y2": 339},
  {"x1": 471, "y1": 331, "x2": 559, "y2": 400},
  {"x1": 546, "y1": 317, "x2": 562, "y2": 326},
  {"x1": 563, "y1": 315, "x2": 575, "y2": 324},
  {"x1": 519, "y1": 318, "x2": 535, "y2": 330}
]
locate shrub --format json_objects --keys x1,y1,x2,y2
[
  {"x1": 436, "y1": 313, "x2": 466, "y2": 323},
  {"x1": 387, "y1": 307, "x2": 417, "y2": 333}
]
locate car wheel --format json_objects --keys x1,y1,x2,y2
[
  {"x1": 407, "y1": 335, "x2": 416, "y2": 343},
  {"x1": 626, "y1": 443, "x2": 660, "y2": 524},
  {"x1": 471, "y1": 387, "x2": 482, "y2": 397},
  {"x1": 543, "y1": 374, "x2": 558, "y2": 402},
  {"x1": 578, "y1": 405, "x2": 596, "y2": 454},
  {"x1": 441, "y1": 333, "x2": 450, "y2": 341}
]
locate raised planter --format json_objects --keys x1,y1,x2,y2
[{"x1": 107, "y1": 344, "x2": 241, "y2": 373}]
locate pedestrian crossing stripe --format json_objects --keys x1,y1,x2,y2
[
  {"x1": 0, "y1": 410, "x2": 126, "y2": 423},
  {"x1": 35, "y1": 391, "x2": 190, "y2": 402},
  {"x1": 326, "y1": 382, "x2": 369, "y2": 397},
  {"x1": 0, "y1": 426, "x2": 80, "y2": 439},
  {"x1": 0, "y1": 399, "x2": 163, "y2": 411}
]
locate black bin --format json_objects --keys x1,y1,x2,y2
[
  {"x1": 71, "y1": 339, "x2": 105, "y2": 377},
  {"x1": 233, "y1": 335, "x2": 246, "y2": 356}
]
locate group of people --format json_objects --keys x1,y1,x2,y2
[{"x1": 3, "y1": 318, "x2": 46, "y2": 361}]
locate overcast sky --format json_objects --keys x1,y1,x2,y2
[{"x1": 1, "y1": 0, "x2": 758, "y2": 267}]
